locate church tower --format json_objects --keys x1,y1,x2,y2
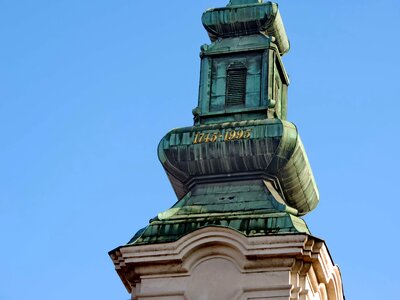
[{"x1": 109, "y1": 1, "x2": 345, "y2": 299}]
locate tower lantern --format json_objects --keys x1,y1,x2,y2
[
  {"x1": 195, "y1": 0, "x2": 290, "y2": 124},
  {"x1": 110, "y1": 1, "x2": 345, "y2": 299}
]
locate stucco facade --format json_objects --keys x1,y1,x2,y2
[{"x1": 110, "y1": 227, "x2": 344, "y2": 300}]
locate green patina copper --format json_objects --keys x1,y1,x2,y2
[
  {"x1": 110, "y1": 0, "x2": 320, "y2": 250},
  {"x1": 202, "y1": 1, "x2": 289, "y2": 54},
  {"x1": 129, "y1": 179, "x2": 310, "y2": 245},
  {"x1": 158, "y1": 119, "x2": 318, "y2": 215}
]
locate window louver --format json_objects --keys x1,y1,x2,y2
[{"x1": 226, "y1": 62, "x2": 247, "y2": 107}]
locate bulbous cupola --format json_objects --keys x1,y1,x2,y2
[
  {"x1": 129, "y1": 0, "x2": 320, "y2": 245},
  {"x1": 109, "y1": 5, "x2": 345, "y2": 300}
]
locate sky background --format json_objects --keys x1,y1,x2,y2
[{"x1": 1, "y1": 0, "x2": 399, "y2": 299}]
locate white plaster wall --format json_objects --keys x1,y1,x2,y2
[{"x1": 111, "y1": 227, "x2": 344, "y2": 300}]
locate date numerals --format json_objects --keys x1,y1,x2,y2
[{"x1": 193, "y1": 129, "x2": 252, "y2": 144}]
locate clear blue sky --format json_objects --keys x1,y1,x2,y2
[{"x1": 1, "y1": 0, "x2": 399, "y2": 299}]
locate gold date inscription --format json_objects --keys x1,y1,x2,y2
[{"x1": 193, "y1": 129, "x2": 252, "y2": 144}]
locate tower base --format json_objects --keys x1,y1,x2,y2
[{"x1": 110, "y1": 227, "x2": 344, "y2": 300}]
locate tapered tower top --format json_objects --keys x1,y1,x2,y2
[
  {"x1": 110, "y1": 0, "x2": 319, "y2": 247},
  {"x1": 109, "y1": 3, "x2": 345, "y2": 298},
  {"x1": 202, "y1": 0, "x2": 289, "y2": 55}
]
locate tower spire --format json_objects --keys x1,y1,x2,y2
[
  {"x1": 115, "y1": 0, "x2": 318, "y2": 247},
  {"x1": 109, "y1": 1, "x2": 344, "y2": 299}
]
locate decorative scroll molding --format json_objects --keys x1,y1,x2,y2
[{"x1": 110, "y1": 227, "x2": 344, "y2": 300}]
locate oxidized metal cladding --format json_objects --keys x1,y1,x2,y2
[
  {"x1": 201, "y1": 35, "x2": 273, "y2": 56},
  {"x1": 158, "y1": 119, "x2": 319, "y2": 214},
  {"x1": 128, "y1": 213, "x2": 310, "y2": 245},
  {"x1": 278, "y1": 136, "x2": 319, "y2": 213},
  {"x1": 161, "y1": 180, "x2": 290, "y2": 217},
  {"x1": 202, "y1": 2, "x2": 289, "y2": 55}
]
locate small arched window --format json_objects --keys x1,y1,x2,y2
[{"x1": 225, "y1": 62, "x2": 247, "y2": 107}]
